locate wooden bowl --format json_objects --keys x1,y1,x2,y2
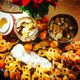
[{"x1": 48, "y1": 14, "x2": 78, "y2": 44}]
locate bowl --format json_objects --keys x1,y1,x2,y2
[
  {"x1": 0, "y1": 12, "x2": 14, "y2": 35},
  {"x1": 14, "y1": 17, "x2": 38, "y2": 42},
  {"x1": 48, "y1": 14, "x2": 78, "y2": 43}
]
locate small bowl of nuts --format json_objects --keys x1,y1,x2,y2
[
  {"x1": 14, "y1": 17, "x2": 38, "y2": 42},
  {"x1": 48, "y1": 14, "x2": 78, "y2": 43}
]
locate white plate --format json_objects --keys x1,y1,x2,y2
[
  {"x1": 0, "y1": 11, "x2": 14, "y2": 35},
  {"x1": 12, "y1": 11, "x2": 29, "y2": 20}
]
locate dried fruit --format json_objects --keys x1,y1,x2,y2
[
  {"x1": 50, "y1": 41, "x2": 58, "y2": 48},
  {"x1": 32, "y1": 43, "x2": 41, "y2": 51},
  {"x1": 24, "y1": 43, "x2": 32, "y2": 51},
  {"x1": 0, "y1": 61, "x2": 5, "y2": 68},
  {"x1": 39, "y1": 30, "x2": 47, "y2": 40}
]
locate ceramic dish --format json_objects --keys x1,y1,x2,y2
[{"x1": 0, "y1": 11, "x2": 14, "y2": 35}]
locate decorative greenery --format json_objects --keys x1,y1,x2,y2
[{"x1": 12, "y1": 0, "x2": 58, "y2": 18}]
